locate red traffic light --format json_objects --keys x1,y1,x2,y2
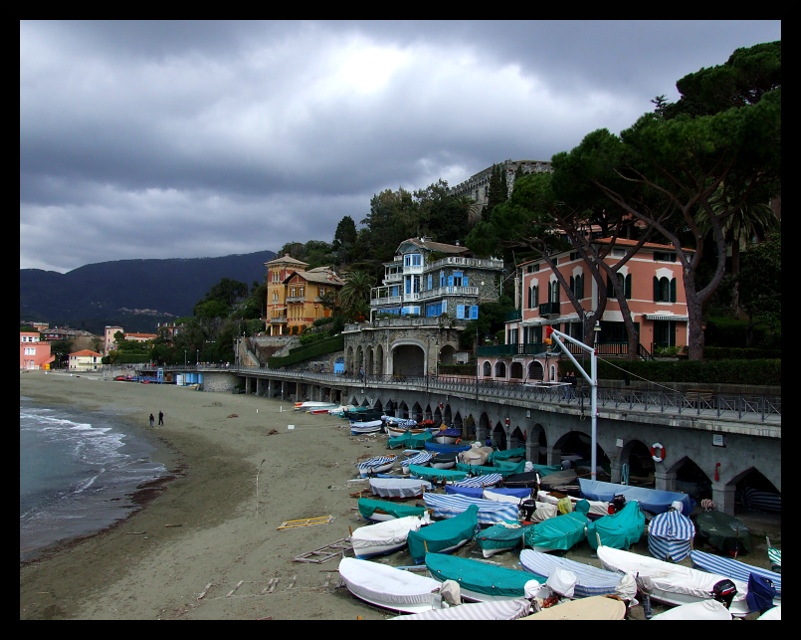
[{"x1": 544, "y1": 326, "x2": 553, "y2": 345}]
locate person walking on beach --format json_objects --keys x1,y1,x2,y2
[
  {"x1": 149, "y1": 413, "x2": 155, "y2": 427},
  {"x1": 158, "y1": 411, "x2": 164, "y2": 426}
]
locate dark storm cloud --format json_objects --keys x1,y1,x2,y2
[{"x1": 20, "y1": 20, "x2": 781, "y2": 273}]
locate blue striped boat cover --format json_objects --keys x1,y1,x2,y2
[
  {"x1": 356, "y1": 455, "x2": 396, "y2": 471},
  {"x1": 423, "y1": 492, "x2": 520, "y2": 526},
  {"x1": 400, "y1": 451, "x2": 433, "y2": 468},
  {"x1": 690, "y1": 550, "x2": 781, "y2": 597},
  {"x1": 519, "y1": 549, "x2": 623, "y2": 598},
  {"x1": 451, "y1": 473, "x2": 504, "y2": 488},
  {"x1": 648, "y1": 509, "x2": 695, "y2": 562},
  {"x1": 741, "y1": 487, "x2": 781, "y2": 513},
  {"x1": 445, "y1": 484, "x2": 484, "y2": 498}
]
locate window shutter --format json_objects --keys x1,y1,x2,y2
[
  {"x1": 653, "y1": 276, "x2": 659, "y2": 301},
  {"x1": 670, "y1": 278, "x2": 677, "y2": 303}
]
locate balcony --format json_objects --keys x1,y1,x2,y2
[
  {"x1": 417, "y1": 285, "x2": 479, "y2": 302},
  {"x1": 539, "y1": 301, "x2": 560, "y2": 316}
]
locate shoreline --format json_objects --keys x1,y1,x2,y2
[
  {"x1": 20, "y1": 371, "x2": 390, "y2": 620},
  {"x1": 20, "y1": 371, "x2": 780, "y2": 620}
]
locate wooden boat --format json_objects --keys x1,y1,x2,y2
[
  {"x1": 586, "y1": 500, "x2": 646, "y2": 551},
  {"x1": 407, "y1": 504, "x2": 479, "y2": 564},
  {"x1": 428, "y1": 451, "x2": 459, "y2": 470},
  {"x1": 596, "y1": 543, "x2": 751, "y2": 617},
  {"x1": 476, "y1": 522, "x2": 535, "y2": 558},
  {"x1": 357, "y1": 497, "x2": 428, "y2": 523},
  {"x1": 350, "y1": 514, "x2": 429, "y2": 559},
  {"x1": 579, "y1": 478, "x2": 694, "y2": 515},
  {"x1": 432, "y1": 427, "x2": 462, "y2": 445},
  {"x1": 689, "y1": 549, "x2": 781, "y2": 599},
  {"x1": 523, "y1": 500, "x2": 590, "y2": 553},
  {"x1": 337, "y1": 557, "x2": 444, "y2": 614},
  {"x1": 350, "y1": 419, "x2": 384, "y2": 435},
  {"x1": 517, "y1": 595, "x2": 627, "y2": 620},
  {"x1": 400, "y1": 450, "x2": 433, "y2": 474},
  {"x1": 356, "y1": 454, "x2": 398, "y2": 478},
  {"x1": 389, "y1": 597, "x2": 534, "y2": 620},
  {"x1": 423, "y1": 492, "x2": 521, "y2": 527},
  {"x1": 648, "y1": 504, "x2": 696, "y2": 562},
  {"x1": 424, "y1": 441, "x2": 471, "y2": 454},
  {"x1": 369, "y1": 477, "x2": 432, "y2": 499},
  {"x1": 693, "y1": 508, "x2": 751, "y2": 556},
  {"x1": 385, "y1": 424, "x2": 428, "y2": 438},
  {"x1": 519, "y1": 549, "x2": 625, "y2": 598},
  {"x1": 294, "y1": 400, "x2": 338, "y2": 412},
  {"x1": 425, "y1": 552, "x2": 544, "y2": 602}
]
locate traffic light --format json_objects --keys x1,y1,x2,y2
[{"x1": 544, "y1": 326, "x2": 553, "y2": 345}]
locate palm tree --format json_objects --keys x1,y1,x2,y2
[{"x1": 339, "y1": 270, "x2": 375, "y2": 322}]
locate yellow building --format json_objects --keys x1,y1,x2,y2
[{"x1": 264, "y1": 255, "x2": 344, "y2": 336}]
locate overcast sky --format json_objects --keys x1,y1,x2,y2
[{"x1": 20, "y1": 20, "x2": 781, "y2": 273}]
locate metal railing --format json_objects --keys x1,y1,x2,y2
[{"x1": 184, "y1": 366, "x2": 780, "y2": 424}]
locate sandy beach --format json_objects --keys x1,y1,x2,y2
[{"x1": 20, "y1": 370, "x2": 780, "y2": 620}]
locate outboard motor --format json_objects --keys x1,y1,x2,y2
[
  {"x1": 519, "y1": 499, "x2": 538, "y2": 523},
  {"x1": 711, "y1": 578, "x2": 738, "y2": 609},
  {"x1": 608, "y1": 494, "x2": 626, "y2": 515}
]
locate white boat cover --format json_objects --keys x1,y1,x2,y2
[
  {"x1": 351, "y1": 515, "x2": 427, "y2": 558},
  {"x1": 423, "y1": 492, "x2": 520, "y2": 526},
  {"x1": 650, "y1": 599, "x2": 733, "y2": 620},
  {"x1": 370, "y1": 477, "x2": 432, "y2": 499},
  {"x1": 338, "y1": 557, "x2": 442, "y2": 614},
  {"x1": 519, "y1": 549, "x2": 623, "y2": 598},
  {"x1": 389, "y1": 598, "x2": 533, "y2": 620},
  {"x1": 518, "y1": 595, "x2": 627, "y2": 620},
  {"x1": 596, "y1": 544, "x2": 751, "y2": 616}
]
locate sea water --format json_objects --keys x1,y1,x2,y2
[{"x1": 20, "y1": 395, "x2": 168, "y2": 564}]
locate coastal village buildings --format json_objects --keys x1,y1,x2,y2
[
  {"x1": 20, "y1": 331, "x2": 54, "y2": 370},
  {"x1": 343, "y1": 237, "x2": 504, "y2": 378},
  {"x1": 68, "y1": 348, "x2": 103, "y2": 372},
  {"x1": 479, "y1": 238, "x2": 691, "y2": 384},
  {"x1": 264, "y1": 255, "x2": 344, "y2": 336}
]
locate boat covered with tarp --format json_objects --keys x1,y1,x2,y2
[
  {"x1": 425, "y1": 552, "x2": 543, "y2": 602},
  {"x1": 690, "y1": 549, "x2": 781, "y2": 599},
  {"x1": 579, "y1": 478, "x2": 694, "y2": 515},
  {"x1": 476, "y1": 522, "x2": 536, "y2": 558},
  {"x1": 407, "y1": 504, "x2": 479, "y2": 564},
  {"x1": 423, "y1": 491, "x2": 521, "y2": 526},
  {"x1": 388, "y1": 429, "x2": 433, "y2": 449},
  {"x1": 648, "y1": 503, "x2": 696, "y2": 562},
  {"x1": 523, "y1": 499, "x2": 590, "y2": 553},
  {"x1": 357, "y1": 497, "x2": 428, "y2": 522},
  {"x1": 693, "y1": 508, "x2": 751, "y2": 556},
  {"x1": 519, "y1": 548, "x2": 624, "y2": 598},
  {"x1": 586, "y1": 500, "x2": 645, "y2": 551}
]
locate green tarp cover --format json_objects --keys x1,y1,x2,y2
[
  {"x1": 694, "y1": 510, "x2": 752, "y2": 555},
  {"x1": 425, "y1": 552, "x2": 543, "y2": 597},
  {"x1": 524, "y1": 500, "x2": 590, "y2": 552},
  {"x1": 488, "y1": 447, "x2": 526, "y2": 463},
  {"x1": 357, "y1": 498, "x2": 427, "y2": 521},
  {"x1": 454, "y1": 461, "x2": 524, "y2": 477},
  {"x1": 407, "y1": 504, "x2": 479, "y2": 564},
  {"x1": 387, "y1": 430, "x2": 433, "y2": 449},
  {"x1": 586, "y1": 500, "x2": 645, "y2": 550},
  {"x1": 408, "y1": 464, "x2": 468, "y2": 482},
  {"x1": 476, "y1": 522, "x2": 536, "y2": 553}
]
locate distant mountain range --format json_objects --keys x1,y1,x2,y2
[{"x1": 20, "y1": 251, "x2": 276, "y2": 335}]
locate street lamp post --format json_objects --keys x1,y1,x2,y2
[
  {"x1": 548, "y1": 326, "x2": 599, "y2": 480},
  {"x1": 184, "y1": 349, "x2": 187, "y2": 368},
  {"x1": 196, "y1": 349, "x2": 199, "y2": 366}
]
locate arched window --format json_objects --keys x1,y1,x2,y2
[
  {"x1": 653, "y1": 276, "x2": 676, "y2": 302},
  {"x1": 528, "y1": 284, "x2": 539, "y2": 309},
  {"x1": 494, "y1": 362, "x2": 507, "y2": 378},
  {"x1": 482, "y1": 361, "x2": 492, "y2": 376}
]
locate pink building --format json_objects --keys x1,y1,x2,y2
[
  {"x1": 20, "y1": 331, "x2": 54, "y2": 370},
  {"x1": 481, "y1": 238, "x2": 691, "y2": 384}
]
